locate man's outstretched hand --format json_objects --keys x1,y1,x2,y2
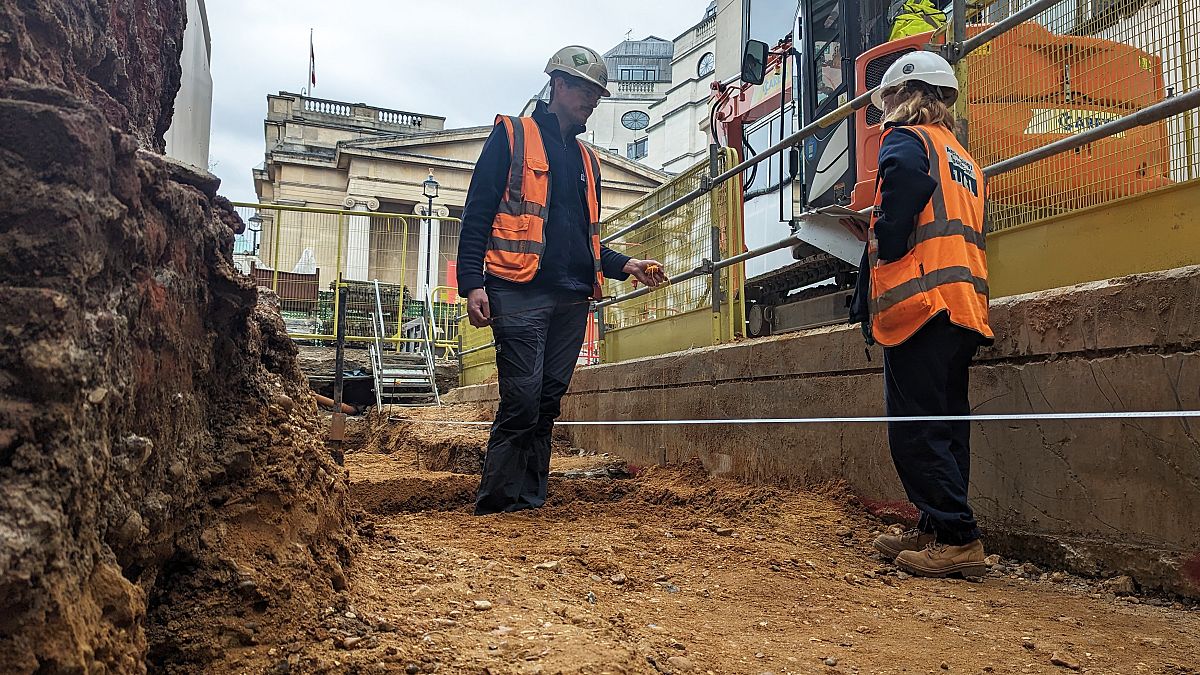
[{"x1": 623, "y1": 258, "x2": 669, "y2": 288}]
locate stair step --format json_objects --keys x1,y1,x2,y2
[{"x1": 379, "y1": 369, "x2": 429, "y2": 378}]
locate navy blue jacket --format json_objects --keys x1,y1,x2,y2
[
  {"x1": 871, "y1": 126, "x2": 938, "y2": 262},
  {"x1": 456, "y1": 101, "x2": 631, "y2": 296},
  {"x1": 849, "y1": 125, "x2": 938, "y2": 330}
]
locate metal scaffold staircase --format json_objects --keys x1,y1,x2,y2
[{"x1": 368, "y1": 280, "x2": 441, "y2": 409}]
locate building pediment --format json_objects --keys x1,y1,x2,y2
[
  {"x1": 335, "y1": 125, "x2": 667, "y2": 188},
  {"x1": 339, "y1": 126, "x2": 493, "y2": 152}
]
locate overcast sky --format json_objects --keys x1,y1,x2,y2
[{"x1": 206, "y1": 0, "x2": 708, "y2": 203}]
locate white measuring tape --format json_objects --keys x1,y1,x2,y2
[{"x1": 388, "y1": 410, "x2": 1200, "y2": 426}]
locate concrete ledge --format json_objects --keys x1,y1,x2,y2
[{"x1": 445, "y1": 266, "x2": 1200, "y2": 597}]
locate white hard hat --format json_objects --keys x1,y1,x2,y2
[
  {"x1": 871, "y1": 51, "x2": 959, "y2": 110},
  {"x1": 545, "y1": 45, "x2": 612, "y2": 97}
]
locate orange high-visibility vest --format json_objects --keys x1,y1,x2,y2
[
  {"x1": 485, "y1": 115, "x2": 605, "y2": 299},
  {"x1": 868, "y1": 124, "x2": 993, "y2": 346}
]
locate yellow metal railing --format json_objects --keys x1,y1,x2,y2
[
  {"x1": 598, "y1": 147, "x2": 746, "y2": 362},
  {"x1": 428, "y1": 286, "x2": 463, "y2": 355},
  {"x1": 231, "y1": 202, "x2": 463, "y2": 349},
  {"x1": 958, "y1": 0, "x2": 1200, "y2": 231}
]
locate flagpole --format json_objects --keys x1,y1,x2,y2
[{"x1": 307, "y1": 28, "x2": 316, "y2": 97}]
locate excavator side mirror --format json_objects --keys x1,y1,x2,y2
[{"x1": 741, "y1": 40, "x2": 769, "y2": 85}]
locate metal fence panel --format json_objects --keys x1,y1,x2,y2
[
  {"x1": 458, "y1": 317, "x2": 498, "y2": 386},
  {"x1": 599, "y1": 147, "x2": 746, "y2": 362},
  {"x1": 960, "y1": 0, "x2": 1199, "y2": 230},
  {"x1": 231, "y1": 202, "x2": 462, "y2": 350}
]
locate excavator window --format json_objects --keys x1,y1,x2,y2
[{"x1": 809, "y1": 0, "x2": 845, "y2": 108}]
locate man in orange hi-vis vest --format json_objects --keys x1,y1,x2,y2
[
  {"x1": 457, "y1": 46, "x2": 667, "y2": 516},
  {"x1": 849, "y1": 51, "x2": 994, "y2": 579}
]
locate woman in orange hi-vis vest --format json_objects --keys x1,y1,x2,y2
[{"x1": 854, "y1": 51, "x2": 994, "y2": 579}]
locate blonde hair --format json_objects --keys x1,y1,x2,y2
[{"x1": 882, "y1": 81, "x2": 956, "y2": 130}]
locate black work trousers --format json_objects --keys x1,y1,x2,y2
[
  {"x1": 882, "y1": 312, "x2": 982, "y2": 545},
  {"x1": 474, "y1": 282, "x2": 590, "y2": 515}
]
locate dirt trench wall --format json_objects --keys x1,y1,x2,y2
[
  {"x1": 0, "y1": 0, "x2": 186, "y2": 152},
  {"x1": 0, "y1": 81, "x2": 351, "y2": 675},
  {"x1": 447, "y1": 265, "x2": 1200, "y2": 598}
]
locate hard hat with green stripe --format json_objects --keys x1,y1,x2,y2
[{"x1": 545, "y1": 45, "x2": 612, "y2": 98}]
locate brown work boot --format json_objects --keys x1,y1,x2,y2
[
  {"x1": 895, "y1": 539, "x2": 987, "y2": 579},
  {"x1": 872, "y1": 528, "x2": 935, "y2": 559}
]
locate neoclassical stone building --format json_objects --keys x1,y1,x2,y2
[{"x1": 252, "y1": 92, "x2": 665, "y2": 295}]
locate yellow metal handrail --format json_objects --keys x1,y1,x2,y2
[{"x1": 230, "y1": 201, "x2": 463, "y2": 346}]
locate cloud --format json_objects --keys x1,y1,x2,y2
[{"x1": 206, "y1": 0, "x2": 706, "y2": 203}]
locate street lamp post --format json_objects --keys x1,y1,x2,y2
[
  {"x1": 422, "y1": 171, "x2": 439, "y2": 300},
  {"x1": 246, "y1": 214, "x2": 264, "y2": 257}
]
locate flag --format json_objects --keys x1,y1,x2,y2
[{"x1": 308, "y1": 29, "x2": 316, "y2": 88}]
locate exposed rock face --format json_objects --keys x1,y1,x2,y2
[
  {"x1": 0, "y1": 4, "x2": 354, "y2": 672},
  {"x1": 0, "y1": 0, "x2": 186, "y2": 151}
]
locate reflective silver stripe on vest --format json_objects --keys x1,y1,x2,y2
[
  {"x1": 912, "y1": 128, "x2": 949, "y2": 224},
  {"x1": 909, "y1": 218, "x2": 987, "y2": 250},
  {"x1": 874, "y1": 265, "x2": 989, "y2": 314},
  {"x1": 582, "y1": 144, "x2": 602, "y2": 218},
  {"x1": 504, "y1": 116, "x2": 526, "y2": 202},
  {"x1": 581, "y1": 145, "x2": 604, "y2": 277},
  {"x1": 488, "y1": 236, "x2": 546, "y2": 255},
  {"x1": 497, "y1": 200, "x2": 548, "y2": 219}
]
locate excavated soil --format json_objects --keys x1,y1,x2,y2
[
  {"x1": 198, "y1": 406, "x2": 1200, "y2": 675},
  {"x1": 0, "y1": 75, "x2": 351, "y2": 673}
]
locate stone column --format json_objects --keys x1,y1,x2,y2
[
  {"x1": 342, "y1": 196, "x2": 378, "y2": 281},
  {"x1": 413, "y1": 203, "x2": 449, "y2": 300}
]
